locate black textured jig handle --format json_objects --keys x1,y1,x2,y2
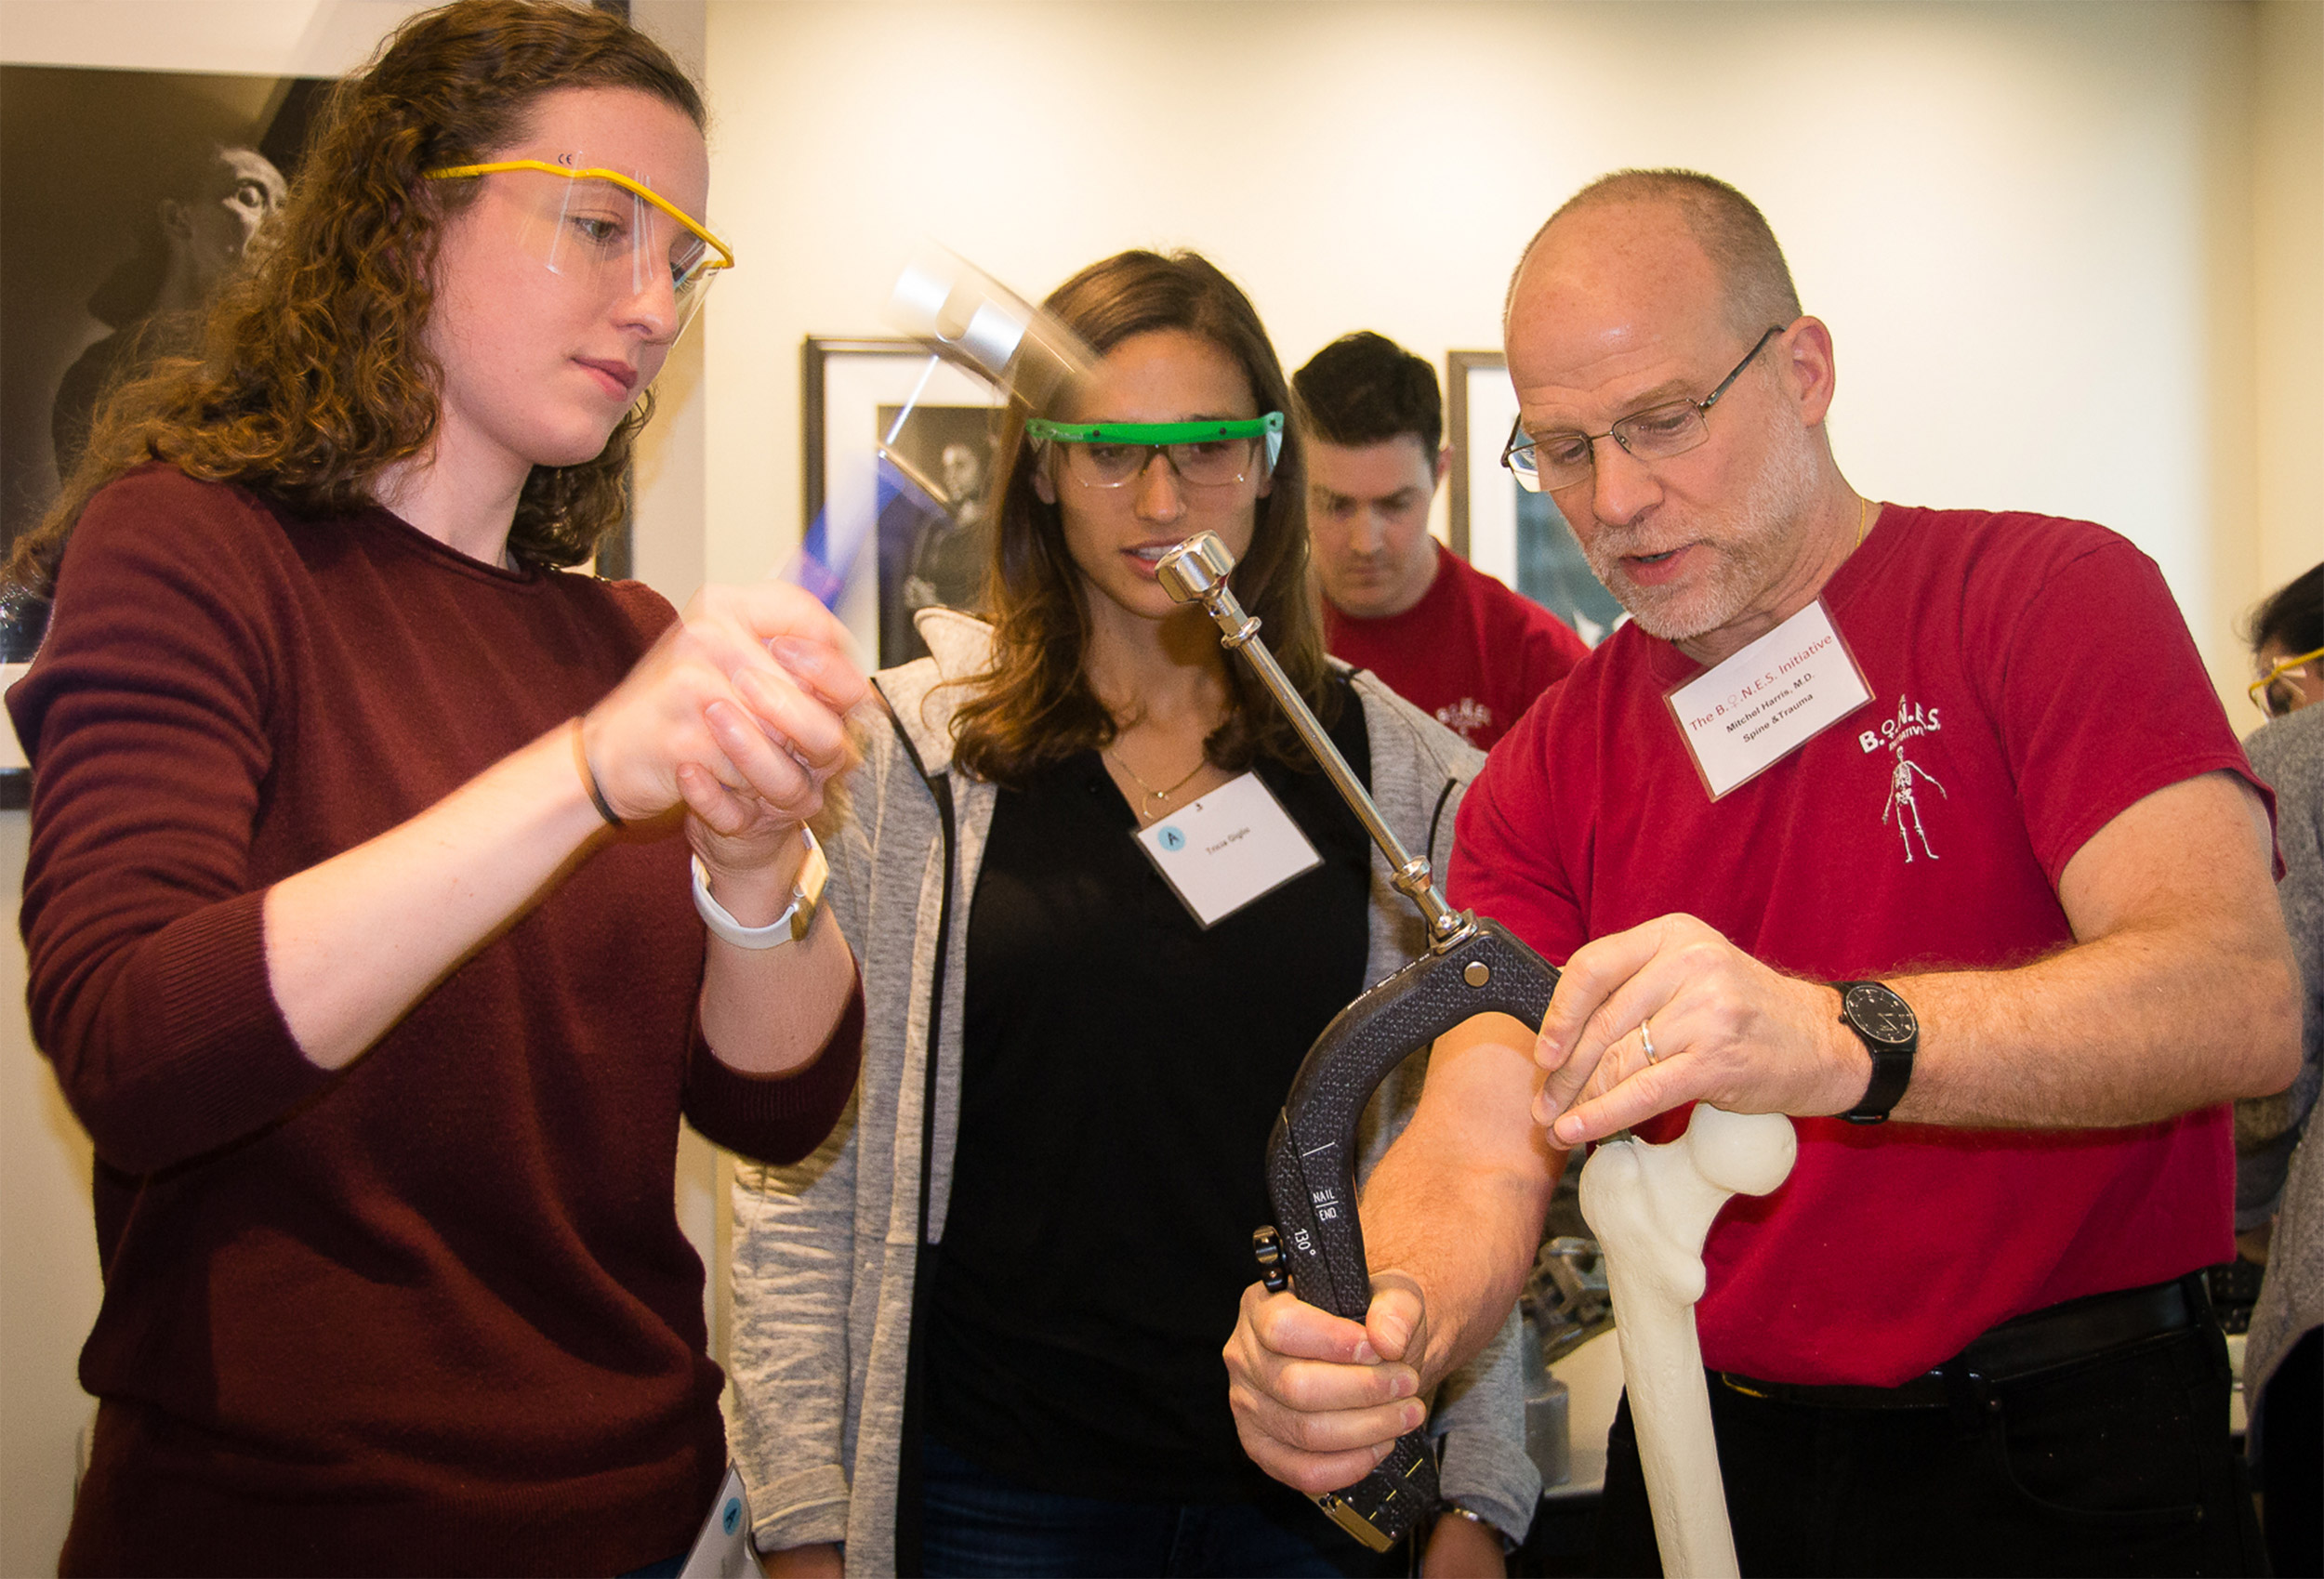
[{"x1": 1254, "y1": 916, "x2": 1562, "y2": 1551}]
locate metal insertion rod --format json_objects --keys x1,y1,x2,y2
[
  {"x1": 1157, "y1": 533, "x2": 1470, "y2": 951},
  {"x1": 1160, "y1": 532, "x2": 1573, "y2": 1553}
]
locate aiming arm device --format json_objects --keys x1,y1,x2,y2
[{"x1": 1156, "y1": 533, "x2": 1563, "y2": 1551}]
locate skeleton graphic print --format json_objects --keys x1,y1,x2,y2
[{"x1": 1859, "y1": 696, "x2": 1947, "y2": 862}]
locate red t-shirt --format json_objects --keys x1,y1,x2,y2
[
  {"x1": 1450, "y1": 506, "x2": 2261, "y2": 1387},
  {"x1": 1326, "y1": 542, "x2": 1589, "y2": 750}
]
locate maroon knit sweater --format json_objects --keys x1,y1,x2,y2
[{"x1": 11, "y1": 467, "x2": 863, "y2": 1577}]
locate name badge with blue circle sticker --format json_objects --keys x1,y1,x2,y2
[
  {"x1": 1132, "y1": 770, "x2": 1321, "y2": 928},
  {"x1": 677, "y1": 1463, "x2": 753, "y2": 1576}
]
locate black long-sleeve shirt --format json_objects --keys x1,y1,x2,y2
[{"x1": 927, "y1": 687, "x2": 1373, "y2": 1502}]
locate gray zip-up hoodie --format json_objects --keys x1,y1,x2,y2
[{"x1": 728, "y1": 610, "x2": 1540, "y2": 1571}]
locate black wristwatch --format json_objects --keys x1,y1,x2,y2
[{"x1": 1832, "y1": 980, "x2": 1917, "y2": 1125}]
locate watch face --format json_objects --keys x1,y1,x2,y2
[{"x1": 1843, "y1": 983, "x2": 1918, "y2": 1046}]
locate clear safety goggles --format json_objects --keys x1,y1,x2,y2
[
  {"x1": 424, "y1": 159, "x2": 733, "y2": 342},
  {"x1": 1025, "y1": 412, "x2": 1284, "y2": 490},
  {"x1": 2251, "y1": 644, "x2": 2324, "y2": 719}
]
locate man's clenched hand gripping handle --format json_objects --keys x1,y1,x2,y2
[{"x1": 1227, "y1": 1008, "x2": 1561, "y2": 1510}]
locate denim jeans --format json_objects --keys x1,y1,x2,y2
[
  {"x1": 919, "y1": 1436, "x2": 1405, "y2": 1578},
  {"x1": 1591, "y1": 1323, "x2": 2266, "y2": 1576}
]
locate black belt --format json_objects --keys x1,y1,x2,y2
[{"x1": 1719, "y1": 1275, "x2": 2205, "y2": 1410}]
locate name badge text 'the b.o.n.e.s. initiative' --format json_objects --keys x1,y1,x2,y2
[{"x1": 1663, "y1": 599, "x2": 1873, "y2": 800}]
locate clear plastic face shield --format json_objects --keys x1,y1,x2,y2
[
  {"x1": 888, "y1": 243, "x2": 1094, "y2": 417},
  {"x1": 789, "y1": 246, "x2": 1101, "y2": 625},
  {"x1": 862, "y1": 244, "x2": 1101, "y2": 510},
  {"x1": 424, "y1": 158, "x2": 733, "y2": 344}
]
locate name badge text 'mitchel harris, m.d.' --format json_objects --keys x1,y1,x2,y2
[{"x1": 1665, "y1": 599, "x2": 1873, "y2": 799}]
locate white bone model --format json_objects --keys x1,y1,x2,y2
[{"x1": 1579, "y1": 1106, "x2": 1797, "y2": 1578}]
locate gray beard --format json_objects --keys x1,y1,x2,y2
[{"x1": 1581, "y1": 420, "x2": 1823, "y2": 643}]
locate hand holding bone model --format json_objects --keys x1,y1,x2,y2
[
  {"x1": 1579, "y1": 1105, "x2": 1796, "y2": 1579},
  {"x1": 1531, "y1": 914, "x2": 1868, "y2": 1146}
]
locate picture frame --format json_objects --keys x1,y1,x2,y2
[
  {"x1": 0, "y1": 64, "x2": 336, "y2": 560},
  {"x1": 0, "y1": 62, "x2": 342, "y2": 804},
  {"x1": 0, "y1": 56, "x2": 644, "y2": 589},
  {"x1": 801, "y1": 336, "x2": 1004, "y2": 668},
  {"x1": 1445, "y1": 349, "x2": 1625, "y2": 647}
]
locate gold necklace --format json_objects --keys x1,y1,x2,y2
[
  {"x1": 1106, "y1": 746, "x2": 1208, "y2": 818},
  {"x1": 1855, "y1": 494, "x2": 1872, "y2": 546}
]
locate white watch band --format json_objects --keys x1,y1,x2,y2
[{"x1": 692, "y1": 829, "x2": 824, "y2": 950}]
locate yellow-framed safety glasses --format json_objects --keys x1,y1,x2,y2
[
  {"x1": 2250, "y1": 644, "x2": 2324, "y2": 719},
  {"x1": 425, "y1": 159, "x2": 733, "y2": 339}
]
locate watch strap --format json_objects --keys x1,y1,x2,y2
[
  {"x1": 692, "y1": 830, "x2": 826, "y2": 950},
  {"x1": 1834, "y1": 980, "x2": 1914, "y2": 1125}
]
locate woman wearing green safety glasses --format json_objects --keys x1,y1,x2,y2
[
  {"x1": 5, "y1": 2, "x2": 864, "y2": 1572},
  {"x1": 730, "y1": 251, "x2": 1537, "y2": 1577}
]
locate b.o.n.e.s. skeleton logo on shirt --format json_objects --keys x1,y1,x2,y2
[
  {"x1": 1860, "y1": 697, "x2": 1947, "y2": 862},
  {"x1": 1434, "y1": 697, "x2": 1491, "y2": 746}
]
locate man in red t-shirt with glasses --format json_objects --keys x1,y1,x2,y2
[{"x1": 1227, "y1": 169, "x2": 2300, "y2": 1574}]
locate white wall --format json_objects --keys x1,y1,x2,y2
[
  {"x1": 0, "y1": 816, "x2": 101, "y2": 1579},
  {"x1": 0, "y1": 0, "x2": 429, "y2": 75},
  {"x1": 703, "y1": 0, "x2": 2313, "y2": 715},
  {"x1": 631, "y1": 0, "x2": 713, "y2": 607},
  {"x1": 2253, "y1": 0, "x2": 2324, "y2": 608}
]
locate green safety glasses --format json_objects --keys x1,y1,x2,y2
[{"x1": 1026, "y1": 412, "x2": 1284, "y2": 490}]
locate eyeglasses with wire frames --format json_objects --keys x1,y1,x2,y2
[
  {"x1": 1025, "y1": 413, "x2": 1285, "y2": 491},
  {"x1": 2250, "y1": 645, "x2": 2324, "y2": 718},
  {"x1": 1500, "y1": 324, "x2": 1788, "y2": 493},
  {"x1": 423, "y1": 160, "x2": 733, "y2": 333}
]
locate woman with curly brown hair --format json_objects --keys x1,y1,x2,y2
[
  {"x1": 726, "y1": 250, "x2": 1537, "y2": 1578},
  {"x1": 8, "y1": 3, "x2": 866, "y2": 1572}
]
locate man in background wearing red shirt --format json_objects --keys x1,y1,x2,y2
[
  {"x1": 1295, "y1": 332, "x2": 1588, "y2": 750},
  {"x1": 1229, "y1": 171, "x2": 2300, "y2": 1574}
]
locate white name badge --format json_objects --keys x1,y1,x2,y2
[
  {"x1": 676, "y1": 1463, "x2": 752, "y2": 1578},
  {"x1": 1665, "y1": 599, "x2": 1872, "y2": 799},
  {"x1": 1132, "y1": 770, "x2": 1322, "y2": 928}
]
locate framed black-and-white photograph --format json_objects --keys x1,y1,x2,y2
[
  {"x1": 0, "y1": 63, "x2": 336, "y2": 802},
  {"x1": 802, "y1": 336, "x2": 1002, "y2": 669},
  {"x1": 0, "y1": 64, "x2": 334, "y2": 560},
  {"x1": 1446, "y1": 349, "x2": 1624, "y2": 647}
]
